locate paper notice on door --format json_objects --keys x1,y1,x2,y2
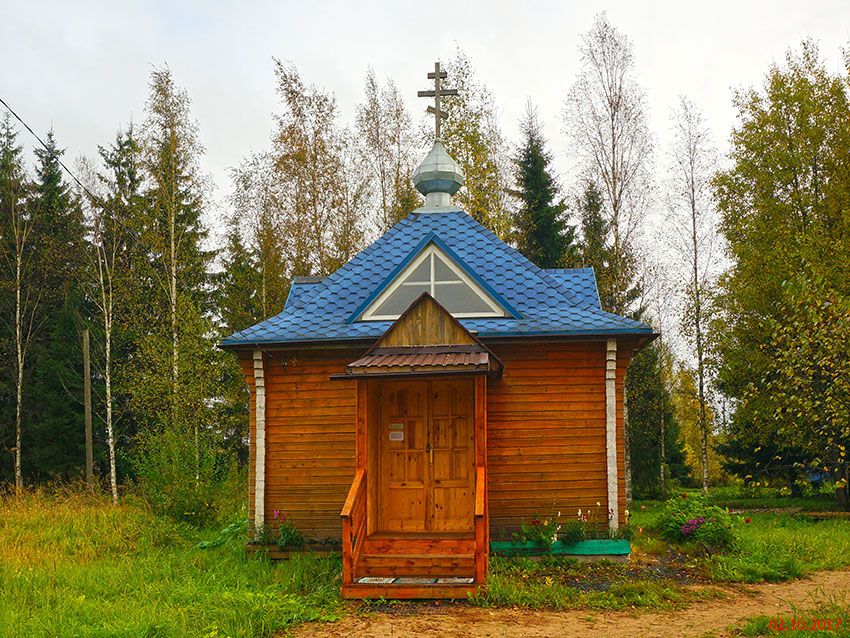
[{"x1": 389, "y1": 431, "x2": 404, "y2": 442}]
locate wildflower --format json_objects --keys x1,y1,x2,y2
[
  {"x1": 531, "y1": 518, "x2": 541, "y2": 526},
  {"x1": 557, "y1": 511, "x2": 561, "y2": 517},
  {"x1": 273, "y1": 510, "x2": 280, "y2": 520},
  {"x1": 680, "y1": 516, "x2": 706, "y2": 537},
  {"x1": 744, "y1": 517, "x2": 751, "y2": 524},
  {"x1": 596, "y1": 501, "x2": 601, "y2": 507},
  {"x1": 625, "y1": 509, "x2": 630, "y2": 519},
  {"x1": 682, "y1": 493, "x2": 687, "y2": 499},
  {"x1": 577, "y1": 509, "x2": 582, "y2": 518},
  {"x1": 638, "y1": 527, "x2": 643, "y2": 534}
]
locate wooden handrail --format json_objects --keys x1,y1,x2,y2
[
  {"x1": 341, "y1": 468, "x2": 367, "y2": 586},
  {"x1": 473, "y1": 464, "x2": 488, "y2": 585},
  {"x1": 341, "y1": 468, "x2": 365, "y2": 519},
  {"x1": 475, "y1": 465, "x2": 485, "y2": 517}
]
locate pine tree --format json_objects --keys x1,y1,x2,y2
[
  {"x1": 625, "y1": 340, "x2": 690, "y2": 498},
  {"x1": 217, "y1": 216, "x2": 265, "y2": 333},
  {"x1": 228, "y1": 152, "x2": 289, "y2": 323},
  {"x1": 512, "y1": 103, "x2": 577, "y2": 268}
]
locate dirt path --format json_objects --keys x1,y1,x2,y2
[{"x1": 290, "y1": 570, "x2": 850, "y2": 637}]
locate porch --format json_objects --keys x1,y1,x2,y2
[
  {"x1": 335, "y1": 294, "x2": 496, "y2": 598},
  {"x1": 340, "y1": 471, "x2": 487, "y2": 599}
]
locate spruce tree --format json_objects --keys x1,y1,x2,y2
[
  {"x1": 512, "y1": 104, "x2": 577, "y2": 268},
  {"x1": 25, "y1": 131, "x2": 87, "y2": 481},
  {"x1": 130, "y1": 67, "x2": 235, "y2": 523}
]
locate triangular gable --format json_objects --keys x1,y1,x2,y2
[
  {"x1": 337, "y1": 292, "x2": 503, "y2": 378},
  {"x1": 355, "y1": 236, "x2": 516, "y2": 321},
  {"x1": 377, "y1": 292, "x2": 478, "y2": 348}
]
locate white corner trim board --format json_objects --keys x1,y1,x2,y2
[
  {"x1": 605, "y1": 339, "x2": 619, "y2": 532},
  {"x1": 253, "y1": 350, "x2": 266, "y2": 533}
]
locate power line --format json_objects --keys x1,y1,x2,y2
[{"x1": 0, "y1": 95, "x2": 104, "y2": 205}]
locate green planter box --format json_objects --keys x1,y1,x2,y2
[{"x1": 490, "y1": 539, "x2": 631, "y2": 557}]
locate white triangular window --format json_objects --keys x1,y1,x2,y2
[{"x1": 360, "y1": 244, "x2": 508, "y2": 320}]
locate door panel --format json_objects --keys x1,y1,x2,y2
[
  {"x1": 378, "y1": 379, "x2": 475, "y2": 533},
  {"x1": 380, "y1": 381, "x2": 427, "y2": 531},
  {"x1": 430, "y1": 380, "x2": 474, "y2": 531}
]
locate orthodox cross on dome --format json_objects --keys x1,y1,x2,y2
[{"x1": 417, "y1": 61, "x2": 458, "y2": 140}]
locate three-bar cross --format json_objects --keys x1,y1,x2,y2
[{"x1": 417, "y1": 61, "x2": 458, "y2": 139}]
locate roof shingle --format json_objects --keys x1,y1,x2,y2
[{"x1": 221, "y1": 210, "x2": 653, "y2": 347}]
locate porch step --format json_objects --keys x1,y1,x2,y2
[
  {"x1": 341, "y1": 577, "x2": 479, "y2": 600},
  {"x1": 355, "y1": 534, "x2": 476, "y2": 578}
]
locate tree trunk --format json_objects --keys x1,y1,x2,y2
[
  {"x1": 83, "y1": 329, "x2": 94, "y2": 489},
  {"x1": 14, "y1": 251, "x2": 24, "y2": 495},
  {"x1": 104, "y1": 314, "x2": 118, "y2": 504},
  {"x1": 659, "y1": 390, "x2": 667, "y2": 500},
  {"x1": 838, "y1": 467, "x2": 850, "y2": 512},
  {"x1": 624, "y1": 389, "x2": 633, "y2": 506},
  {"x1": 691, "y1": 187, "x2": 710, "y2": 494}
]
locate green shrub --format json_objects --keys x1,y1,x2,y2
[
  {"x1": 513, "y1": 515, "x2": 560, "y2": 549},
  {"x1": 658, "y1": 492, "x2": 738, "y2": 553},
  {"x1": 559, "y1": 520, "x2": 586, "y2": 544},
  {"x1": 133, "y1": 425, "x2": 240, "y2": 526}
]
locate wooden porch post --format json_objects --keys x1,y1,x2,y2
[
  {"x1": 605, "y1": 339, "x2": 619, "y2": 532},
  {"x1": 474, "y1": 375, "x2": 489, "y2": 584},
  {"x1": 253, "y1": 350, "x2": 266, "y2": 535}
]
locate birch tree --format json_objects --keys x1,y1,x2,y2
[
  {"x1": 564, "y1": 13, "x2": 654, "y2": 501},
  {"x1": 356, "y1": 69, "x2": 420, "y2": 233},
  {"x1": 272, "y1": 61, "x2": 365, "y2": 276},
  {"x1": 77, "y1": 127, "x2": 144, "y2": 503},
  {"x1": 227, "y1": 151, "x2": 289, "y2": 325},
  {"x1": 666, "y1": 97, "x2": 721, "y2": 492},
  {"x1": 563, "y1": 12, "x2": 653, "y2": 316},
  {"x1": 441, "y1": 49, "x2": 513, "y2": 240},
  {"x1": 0, "y1": 113, "x2": 38, "y2": 493}
]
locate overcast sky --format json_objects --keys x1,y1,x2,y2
[{"x1": 2, "y1": 0, "x2": 848, "y2": 227}]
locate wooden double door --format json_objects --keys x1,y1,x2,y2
[{"x1": 378, "y1": 379, "x2": 475, "y2": 533}]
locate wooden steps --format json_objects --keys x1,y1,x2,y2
[{"x1": 343, "y1": 533, "x2": 479, "y2": 598}]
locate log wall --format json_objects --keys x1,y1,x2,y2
[
  {"x1": 485, "y1": 341, "x2": 630, "y2": 533},
  {"x1": 238, "y1": 339, "x2": 633, "y2": 540}
]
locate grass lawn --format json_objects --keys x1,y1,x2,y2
[
  {"x1": 0, "y1": 490, "x2": 341, "y2": 637},
  {"x1": 2, "y1": 486, "x2": 849, "y2": 636}
]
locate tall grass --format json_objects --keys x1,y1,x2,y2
[
  {"x1": 708, "y1": 514, "x2": 850, "y2": 583},
  {"x1": 0, "y1": 489, "x2": 341, "y2": 637}
]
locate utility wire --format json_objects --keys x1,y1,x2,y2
[{"x1": 0, "y1": 96, "x2": 104, "y2": 205}]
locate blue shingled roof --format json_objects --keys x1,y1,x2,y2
[{"x1": 221, "y1": 210, "x2": 653, "y2": 347}]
